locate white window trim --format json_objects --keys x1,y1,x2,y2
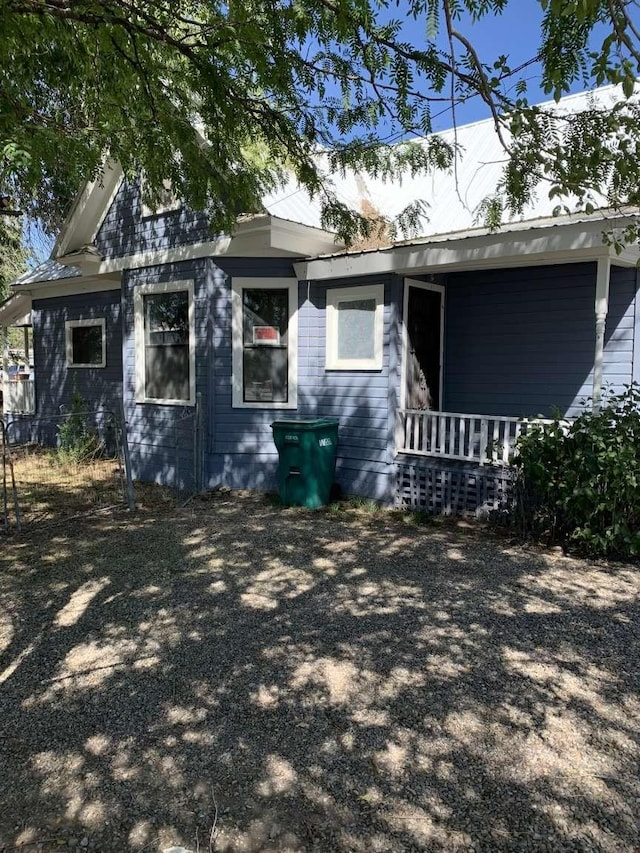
[
  {"x1": 140, "y1": 175, "x2": 181, "y2": 219},
  {"x1": 134, "y1": 279, "x2": 196, "y2": 406},
  {"x1": 325, "y1": 283, "x2": 384, "y2": 371},
  {"x1": 400, "y1": 278, "x2": 445, "y2": 411},
  {"x1": 65, "y1": 318, "x2": 106, "y2": 368},
  {"x1": 231, "y1": 277, "x2": 298, "y2": 409}
]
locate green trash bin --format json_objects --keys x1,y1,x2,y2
[{"x1": 271, "y1": 418, "x2": 339, "y2": 508}]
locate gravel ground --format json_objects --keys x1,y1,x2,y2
[{"x1": 0, "y1": 491, "x2": 638, "y2": 853}]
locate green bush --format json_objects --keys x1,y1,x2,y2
[
  {"x1": 57, "y1": 386, "x2": 103, "y2": 464},
  {"x1": 511, "y1": 385, "x2": 640, "y2": 559}
]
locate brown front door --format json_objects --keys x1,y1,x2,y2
[{"x1": 405, "y1": 283, "x2": 443, "y2": 410}]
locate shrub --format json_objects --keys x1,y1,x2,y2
[
  {"x1": 510, "y1": 385, "x2": 640, "y2": 559},
  {"x1": 57, "y1": 386, "x2": 103, "y2": 464}
]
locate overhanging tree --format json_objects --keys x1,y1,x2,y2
[
  {"x1": 0, "y1": 219, "x2": 29, "y2": 300},
  {"x1": 1, "y1": 0, "x2": 640, "y2": 244}
]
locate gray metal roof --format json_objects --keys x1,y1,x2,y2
[
  {"x1": 263, "y1": 85, "x2": 633, "y2": 240},
  {"x1": 13, "y1": 259, "x2": 82, "y2": 287}
]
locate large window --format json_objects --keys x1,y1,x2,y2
[
  {"x1": 231, "y1": 278, "x2": 298, "y2": 408},
  {"x1": 65, "y1": 319, "x2": 106, "y2": 368},
  {"x1": 326, "y1": 284, "x2": 384, "y2": 370},
  {"x1": 134, "y1": 280, "x2": 195, "y2": 405}
]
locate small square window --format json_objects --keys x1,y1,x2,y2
[
  {"x1": 140, "y1": 175, "x2": 181, "y2": 218},
  {"x1": 65, "y1": 320, "x2": 106, "y2": 368},
  {"x1": 326, "y1": 284, "x2": 384, "y2": 370}
]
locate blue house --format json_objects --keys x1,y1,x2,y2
[{"x1": 2, "y1": 86, "x2": 639, "y2": 513}]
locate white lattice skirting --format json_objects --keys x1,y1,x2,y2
[{"x1": 396, "y1": 456, "x2": 512, "y2": 516}]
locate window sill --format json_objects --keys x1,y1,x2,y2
[
  {"x1": 136, "y1": 397, "x2": 195, "y2": 407},
  {"x1": 232, "y1": 400, "x2": 297, "y2": 410},
  {"x1": 67, "y1": 363, "x2": 106, "y2": 369},
  {"x1": 325, "y1": 362, "x2": 382, "y2": 371}
]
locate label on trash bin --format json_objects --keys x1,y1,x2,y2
[
  {"x1": 285, "y1": 434, "x2": 299, "y2": 442},
  {"x1": 318, "y1": 438, "x2": 333, "y2": 447}
]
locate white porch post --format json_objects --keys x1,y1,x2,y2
[
  {"x1": 2, "y1": 325, "x2": 8, "y2": 376},
  {"x1": 593, "y1": 255, "x2": 611, "y2": 412}
]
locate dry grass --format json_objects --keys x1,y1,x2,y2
[
  {"x1": 3, "y1": 446, "x2": 125, "y2": 526},
  {"x1": 0, "y1": 492, "x2": 638, "y2": 852}
]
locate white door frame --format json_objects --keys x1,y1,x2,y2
[{"x1": 400, "y1": 278, "x2": 446, "y2": 411}]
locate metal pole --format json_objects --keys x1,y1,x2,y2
[
  {"x1": 119, "y1": 401, "x2": 136, "y2": 511},
  {"x1": 194, "y1": 392, "x2": 202, "y2": 493}
]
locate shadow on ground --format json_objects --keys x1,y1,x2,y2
[{"x1": 0, "y1": 493, "x2": 638, "y2": 852}]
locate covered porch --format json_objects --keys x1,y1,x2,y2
[{"x1": 394, "y1": 408, "x2": 556, "y2": 515}]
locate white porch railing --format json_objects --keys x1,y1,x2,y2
[
  {"x1": 2, "y1": 379, "x2": 36, "y2": 414},
  {"x1": 396, "y1": 409, "x2": 553, "y2": 465}
]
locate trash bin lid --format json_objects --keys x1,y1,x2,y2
[{"x1": 271, "y1": 417, "x2": 339, "y2": 430}]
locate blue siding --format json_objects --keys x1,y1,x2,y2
[
  {"x1": 123, "y1": 257, "x2": 301, "y2": 491},
  {"x1": 122, "y1": 260, "x2": 212, "y2": 490},
  {"x1": 31, "y1": 290, "x2": 123, "y2": 416},
  {"x1": 296, "y1": 274, "x2": 401, "y2": 501},
  {"x1": 203, "y1": 269, "x2": 400, "y2": 501},
  {"x1": 95, "y1": 179, "x2": 211, "y2": 259},
  {"x1": 442, "y1": 263, "x2": 636, "y2": 417},
  {"x1": 205, "y1": 256, "x2": 297, "y2": 494}
]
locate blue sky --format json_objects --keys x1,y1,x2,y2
[
  {"x1": 382, "y1": 0, "x2": 620, "y2": 132},
  {"x1": 426, "y1": 0, "x2": 548, "y2": 130}
]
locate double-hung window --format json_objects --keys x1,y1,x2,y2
[
  {"x1": 65, "y1": 319, "x2": 106, "y2": 368},
  {"x1": 231, "y1": 278, "x2": 298, "y2": 408},
  {"x1": 134, "y1": 280, "x2": 195, "y2": 405}
]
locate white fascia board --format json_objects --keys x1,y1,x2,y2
[
  {"x1": 54, "y1": 161, "x2": 124, "y2": 258},
  {"x1": 94, "y1": 216, "x2": 338, "y2": 273},
  {"x1": 97, "y1": 237, "x2": 232, "y2": 274},
  {"x1": 0, "y1": 293, "x2": 32, "y2": 327},
  {"x1": 610, "y1": 244, "x2": 640, "y2": 267},
  {"x1": 270, "y1": 218, "x2": 342, "y2": 257},
  {"x1": 26, "y1": 276, "x2": 121, "y2": 300},
  {"x1": 295, "y1": 220, "x2": 626, "y2": 281}
]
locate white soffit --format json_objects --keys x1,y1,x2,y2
[{"x1": 0, "y1": 293, "x2": 32, "y2": 327}]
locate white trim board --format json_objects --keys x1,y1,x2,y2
[
  {"x1": 231, "y1": 277, "x2": 298, "y2": 409},
  {"x1": 65, "y1": 318, "x2": 107, "y2": 369},
  {"x1": 133, "y1": 279, "x2": 196, "y2": 407},
  {"x1": 295, "y1": 219, "x2": 640, "y2": 281},
  {"x1": 325, "y1": 283, "x2": 384, "y2": 371},
  {"x1": 23, "y1": 277, "x2": 122, "y2": 300},
  {"x1": 0, "y1": 293, "x2": 32, "y2": 327},
  {"x1": 400, "y1": 279, "x2": 445, "y2": 412},
  {"x1": 54, "y1": 161, "x2": 124, "y2": 258}
]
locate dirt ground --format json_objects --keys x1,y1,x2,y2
[{"x1": 0, "y1": 492, "x2": 638, "y2": 853}]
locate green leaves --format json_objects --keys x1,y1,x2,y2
[
  {"x1": 512, "y1": 385, "x2": 640, "y2": 559},
  {"x1": 1, "y1": 1, "x2": 640, "y2": 244}
]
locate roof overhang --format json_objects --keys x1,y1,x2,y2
[
  {"x1": 50, "y1": 215, "x2": 340, "y2": 278},
  {"x1": 0, "y1": 293, "x2": 32, "y2": 327},
  {"x1": 294, "y1": 216, "x2": 640, "y2": 281},
  {"x1": 53, "y1": 161, "x2": 124, "y2": 258}
]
